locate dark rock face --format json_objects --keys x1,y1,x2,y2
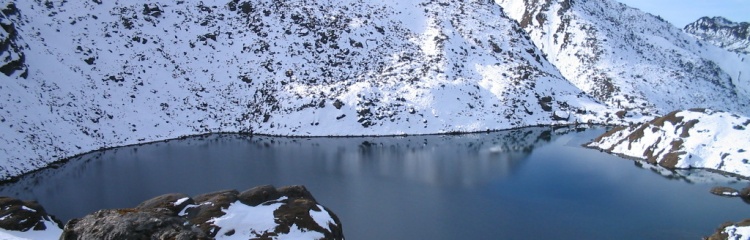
[
  {"x1": 0, "y1": 197, "x2": 61, "y2": 231},
  {"x1": 60, "y1": 185, "x2": 344, "y2": 239},
  {"x1": 0, "y1": 3, "x2": 29, "y2": 78}
]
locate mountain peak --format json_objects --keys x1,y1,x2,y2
[{"x1": 685, "y1": 16, "x2": 750, "y2": 54}]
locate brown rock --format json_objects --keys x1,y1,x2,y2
[
  {"x1": 136, "y1": 193, "x2": 194, "y2": 215},
  {"x1": 710, "y1": 186, "x2": 740, "y2": 197},
  {"x1": 238, "y1": 185, "x2": 281, "y2": 206},
  {"x1": 60, "y1": 208, "x2": 207, "y2": 240}
]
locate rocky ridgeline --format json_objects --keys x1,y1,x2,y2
[
  {"x1": 0, "y1": 185, "x2": 344, "y2": 239},
  {"x1": 685, "y1": 17, "x2": 750, "y2": 55}
]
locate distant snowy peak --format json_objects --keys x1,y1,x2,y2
[
  {"x1": 587, "y1": 109, "x2": 750, "y2": 177},
  {"x1": 496, "y1": 0, "x2": 750, "y2": 115},
  {"x1": 684, "y1": 16, "x2": 750, "y2": 54}
]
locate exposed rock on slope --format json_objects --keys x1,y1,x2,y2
[
  {"x1": 0, "y1": 0, "x2": 617, "y2": 180},
  {"x1": 587, "y1": 109, "x2": 750, "y2": 177},
  {"x1": 0, "y1": 3, "x2": 28, "y2": 78},
  {"x1": 685, "y1": 17, "x2": 750, "y2": 55},
  {"x1": 496, "y1": 0, "x2": 750, "y2": 115}
]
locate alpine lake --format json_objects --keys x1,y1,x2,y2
[{"x1": 2, "y1": 126, "x2": 749, "y2": 239}]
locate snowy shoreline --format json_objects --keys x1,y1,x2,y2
[{"x1": 1, "y1": 122, "x2": 614, "y2": 183}]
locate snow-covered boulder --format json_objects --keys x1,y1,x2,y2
[
  {"x1": 587, "y1": 109, "x2": 750, "y2": 177},
  {"x1": 0, "y1": 197, "x2": 63, "y2": 240},
  {"x1": 59, "y1": 185, "x2": 343, "y2": 239}
]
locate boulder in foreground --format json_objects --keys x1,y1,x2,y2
[
  {"x1": 1, "y1": 185, "x2": 343, "y2": 239},
  {"x1": 60, "y1": 185, "x2": 344, "y2": 239}
]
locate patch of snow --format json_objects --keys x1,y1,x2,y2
[
  {"x1": 724, "y1": 225, "x2": 750, "y2": 240},
  {"x1": 212, "y1": 198, "x2": 287, "y2": 239},
  {"x1": 309, "y1": 205, "x2": 336, "y2": 230},
  {"x1": 173, "y1": 197, "x2": 189, "y2": 207},
  {"x1": 20, "y1": 206, "x2": 35, "y2": 213}
]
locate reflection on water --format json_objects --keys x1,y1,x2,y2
[
  {"x1": 2, "y1": 126, "x2": 750, "y2": 239},
  {"x1": 0, "y1": 127, "x2": 560, "y2": 220}
]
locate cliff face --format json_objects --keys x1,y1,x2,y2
[
  {"x1": 496, "y1": 0, "x2": 750, "y2": 115},
  {"x1": 0, "y1": 0, "x2": 619, "y2": 180},
  {"x1": 685, "y1": 16, "x2": 750, "y2": 55}
]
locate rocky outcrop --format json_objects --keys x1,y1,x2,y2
[
  {"x1": 0, "y1": 197, "x2": 61, "y2": 232},
  {"x1": 685, "y1": 17, "x2": 750, "y2": 55},
  {"x1": 60, "y1": 208, "x2": 208, "y2": 240},
  {"x1": 0, "y1": 197, "x2": 63, "y2": 239},
  {"x1": 60, "y1": 185, "x2": 344, "y2": 239},
  {"x1": 710, "y1": 187, "x2": 740, "y2": 197},
  {"x1": 587, "y1": 109, "x2": 750, "y2": 177},
  {"x1": 706, "y1": 220, "x2": 750, "y2": 240},
  {"x1": 1, "y1": 185, "x2": 343, "y2": 239}
]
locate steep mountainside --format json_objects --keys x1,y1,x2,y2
[
  {"x1": 496, "y1": 0, "x2": 750, "y2": 115},
  {"x1": 587, "y1": 109, "x2": 750, "y2": 177},
  {"x1": 685, "y1": 17, "x2": 750, "y2": 55},
  {"x1": 0, "y1": 0, "x2": 618, "y2": 180}
]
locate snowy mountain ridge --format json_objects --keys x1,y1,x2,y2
[
  {"x1": 685, "y1": 16, "x2": 750, "y2": 55},
  {"x1": 0, "y1": 0, "x2": 620, "y2": 180},
  {"x1": 496, "y1": 0, "x2": 750, "y2": 115}
]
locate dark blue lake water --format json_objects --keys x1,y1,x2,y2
[{"x1": 1, "y1": 126, "x2": 749, "y2": 239}]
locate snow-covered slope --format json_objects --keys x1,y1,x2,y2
[
  {"x1": 496, "y1": 0, "x2": 750, "y2": 115},
  {"x1": 685, "y1": 17, "x2": 750, "y2": 55},
  {"x1": 0, "y1": 0, "x2": 619, "y2": 180},
  {"x1": 587, "y1": 109, "x2": 750, "y2": 177}
]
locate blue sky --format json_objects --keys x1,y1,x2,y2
[{"x1": 615, "y1": 0, "x2": 750, "y2": 27}]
